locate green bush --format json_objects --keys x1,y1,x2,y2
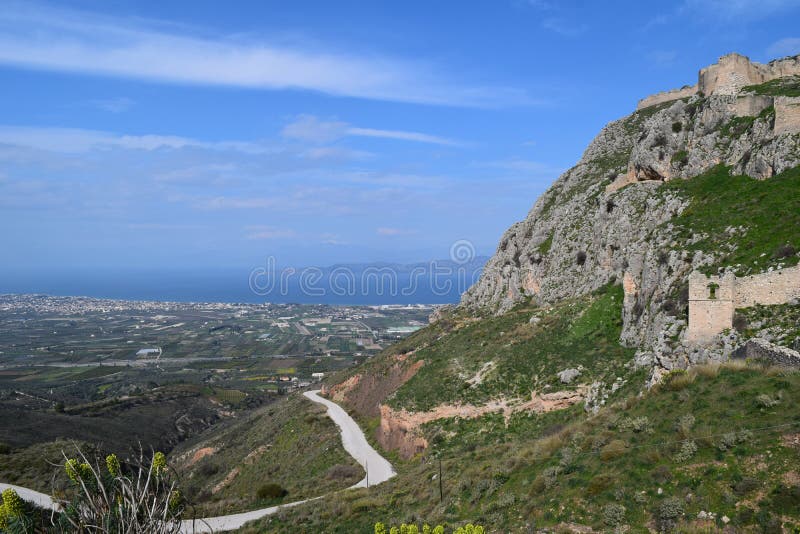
[
  {"x1": 603, "y1": 503, "x2": 626, "y2": 527},
  {"x1": 256, "y1": 483, "x2": 288, "y2": 500},
  {"x1": 600, "y1": 440, "x2": 627, "y2": 461},
  {"x1": 655, "y1": 497, "x2": 684, "y2": 532},
  {"x1": 673, "y1": 440, "x2": 697, "y2": 462}
]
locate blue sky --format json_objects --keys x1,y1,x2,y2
[{"x1": 2, "y1": 0, "x2": 800, "y2": 276}]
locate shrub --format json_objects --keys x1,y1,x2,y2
[
  {"x1": 656, "y1": 497, "x2": 684, "y2": 532},
  {"x1": 732, "y1": 313, "x2": 749, "y2": 332},
  {"x1": 663, "y1": 369, "x2": 692, "y2": 390},
  {"x1": 600, "y1": 440, "x2": 627, "y2": 461},
  {"x1": 196, "y1": 460, "x2": 219, "y2": 477},
  {"x1": 674, "y1": 414, "x2": 695, "y2": 438},
  {"x1": 717, "y1": 432, "x2": 737, "y2": 451},
  {"x1": 588, "y1": 474, "x2": 614, "y2": 495},
  {"x1": 773, "y1": 243, "x2": 797, "y2": 259},
  {"x1": 326, "y1": 464, "x2": 363, "y2": 481},
  {"x1": 671, "y1": 121, "x2": 683, "y2": 133},
  {"x1": 603, "y1": 503, "x2": 626, "y2": 527},
  {"x1": 652, "y1": 134, "x2": 668, "y2": 147},
  {"x1": 651, "y1": 465, "x2": 673, "y2": 484},
  {"x1": 756, "y1": 393, "x2": 780, "y2": 408},
  {"x1": 534, "y1": 466, "x2": 561, "y2": 491},
  {"x1": 673, "y1": 440, "x2": 697, "y2": 462},
  {"x1": 576, "y1": 251, "x2": 587, "y2": 266},
  {"x1": 256, "y1": 483, "x2": 288, "y2": 500},
  {"x1": 733, "y1": 476, "x2": 760, "y2": 496},
  {"x1": 54, "y1": 447, "x2": 183, "y2": 533}
]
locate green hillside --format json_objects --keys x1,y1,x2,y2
[{"x1": 247, "y1": 363, "x2": 800, "y2": 533}]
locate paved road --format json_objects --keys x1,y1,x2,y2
[
  {"x1": 0, "y1": 391, "x2": 395, "y2": 533},
  {"x1": 303, "y1": 389, "x2": 395, "y2": 489},
  {"x1": 182, "y1": 390, "x2": 396, "y2": 532},
  {"x1": 0, "y1": 483, "x2": 60, "y2": 511}
]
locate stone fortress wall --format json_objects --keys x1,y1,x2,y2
[
  {"x1": 636, "y1": 85, "x2": 698, "y2": 110},
  {"x1": 686, "y1": 266, "x2": 800, "y2": 343},
  {"x1": 775, "y1": 96, "x2": 800, "y2": 135},
  {"x1": 637, "y1": 53, "x2": 800, "y2": 109},
  {"x1": 636, "y1": 53, "x2": 800, "y2": 137}
]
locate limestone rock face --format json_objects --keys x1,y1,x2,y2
[{"x1": 460, "y1": 53, "x2": 800, "y2": 374}]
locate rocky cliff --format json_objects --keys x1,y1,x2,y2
[{"x1": 461, "y1": 53, "x2": 800, "y2": 375}]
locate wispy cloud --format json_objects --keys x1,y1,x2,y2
[
  {"x1": 768, "y1": 37, "x2": 800, "y2": 57},
  {"x1": 376, "y1": 227, "x2": 415, "y2": 236},
  {"x1": 0, "y1": 3, "x2": 532, "y2": 107},
  {"x1": 0, "y1": 125, "x2": 273, "y2": 154},
  {"x1": 86, "y1": 97, "x2": 135, "y2": 113},
  {"x1": 683, "y1": 0, "x2": 800, "y2": 18},
  {"x1": 281, "y1": 115, "x2": 463, "y2": 146},
  {"x1": 541, "y1": 18, "x2": 587, "y2": 37},
  {"x1": 646, "y1": 0, "x2": 800, "y2": 30}
]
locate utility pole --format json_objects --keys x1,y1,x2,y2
[{"x1": 438, "y1": 456, "x2": 443, "y2": 503}]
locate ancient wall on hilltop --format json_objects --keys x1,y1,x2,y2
[
  {"x1": 687, "y1": 266, "x2": 800, "y2": 343},
  {"x1": 734, "y1": 265, "x2": 800, "y2": 307},
  {"x1": 637, "y1": 53, "x2": 800, "y2": 110},
  {"x1": 775, "y1": 96, "x2": 800, "y2": 135},
  {"x1": 699, "y1": 53, "x2": 769, "y2": 95},
  {"x1": 636, "y1": 85, "x2": 697, "y2": 111}
]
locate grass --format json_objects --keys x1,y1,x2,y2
[
  {"x1": 173, "y1": 394, "x2": 363, "y2": 517},
  {"x1": 246, "y1": 364, "x2": 800, "y2": 533},
  {"x1": 743, "y1": 75, "x2": 800, "y2": 97},
  {"x1": 387, "y1": 283, "x2": 636, "y2": 412},
  {"x1": 536, "y1": 234, "x2": 554, "y2": 255},
  {"x1": 663, "y1": 164, "x2": 800, "y2": 275}
]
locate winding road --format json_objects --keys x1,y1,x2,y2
[{"x1": 1, "y1": 390, "x2": 395, "y2": 533}]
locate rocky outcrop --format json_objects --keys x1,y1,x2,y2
[
  {"x1": 733, "y1": 338, "x2": 800, "y2": 367},
  {"x1": 461, "y1": 52, "x2": 800, "y2": 377},
  {"x1": 378, "y1": 389, "x2": 587, "y2": 459},
  {"x1": 324, "y1": 352, "x2": 424, "y2": 419}
]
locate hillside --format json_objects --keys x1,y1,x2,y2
[
  {"x1": 256, "y1": 53, "x2": 800, "y2": 532},
  {"x1": 250, "y1": 363, "x2": 800, "y2": 533}
]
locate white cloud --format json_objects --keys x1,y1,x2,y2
[
  {"x1": 281, "y1": 115, "x2": 462, "y2": 147},
  {"x1": 377, "y1": 227, "x2": 414, "y2": 236},
  {"x1": 281, "y1": 115, "x2": 348, "y2": 143},
  {"x1": 301, "y1": 146, "x2": 373, "y2": 161},
  {"x1": 347, "y1": 127, "x2": 461, "y2": 147},
  {"x1": 202, "y1": 197, "x2": 278, "y2": 210},
  {"x1": 0, "y1": 3, "x2": 532, "y2": 107},
  {"x1": 768, "y1": 37, "x2": 800, "y2": 57},
  {"x1": 0, "y1": 125, "x2": 274, "y2": 154}
]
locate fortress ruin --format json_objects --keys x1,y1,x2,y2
[
  {"x1": 686, "y1": 266, "x2": 800, "y2": 343},
  {"x1": 637, "y1": 52, "x2": 800, "y2": 109}
]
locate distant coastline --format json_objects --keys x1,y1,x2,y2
[{"x1": 0, "y1": 258, "x2": 486, "y2": 306}]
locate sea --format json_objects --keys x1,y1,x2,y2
[{"x1": 0, "y1": 259, "x2": 487, "y2": 305}]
